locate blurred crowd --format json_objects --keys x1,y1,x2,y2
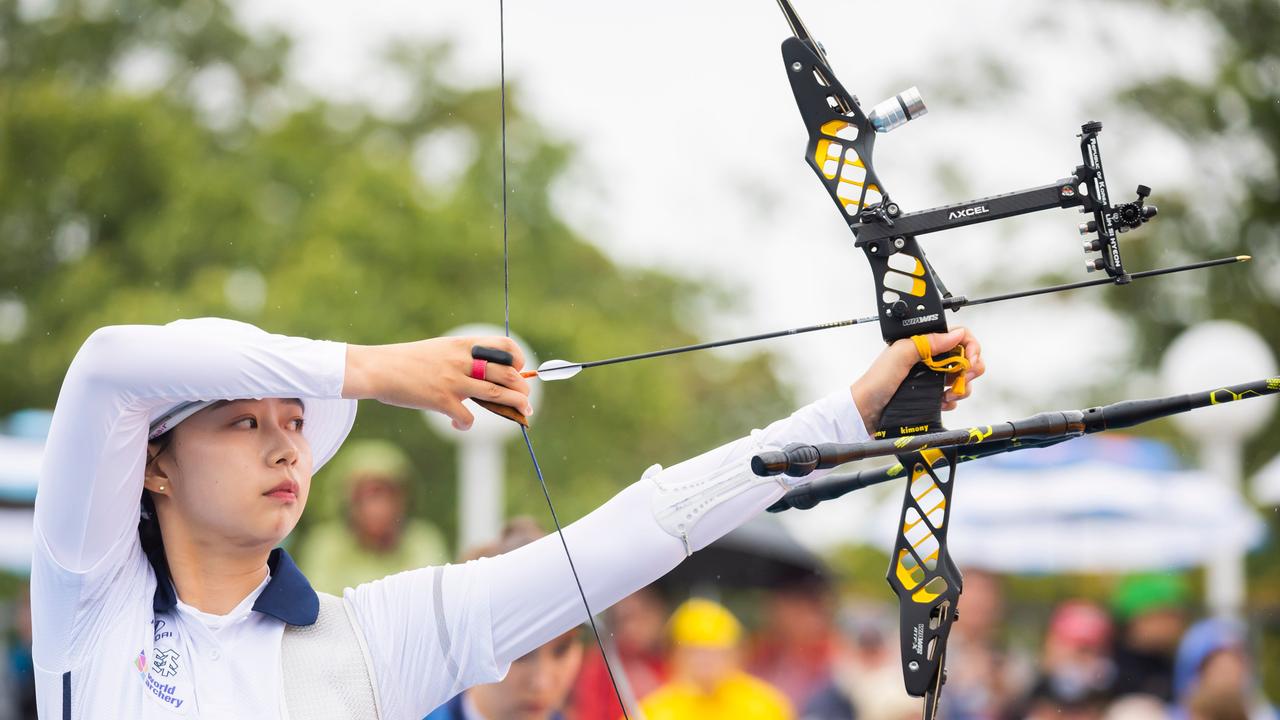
[
  {"x1": 1, "y1": 440, "x2": 1274, "y2": 720},
  {"x1": 446, "y1": 565, "x2": 1277, "y2": 720},
  {"x1": 577, "y1": 570, "x2": 1276, "y2": 720}
]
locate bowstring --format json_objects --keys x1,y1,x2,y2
[{"x1": 497, "y1": 3, "x2": 632, "y2": 717}]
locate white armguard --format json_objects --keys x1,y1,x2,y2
[{"x1": 646, "y1": 445, "x2": 794, "y2": 557}]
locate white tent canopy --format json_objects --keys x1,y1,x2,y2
[
  {"x1": 0, "y1": 435, "x2": 41, "y2": 504},
  {"x1": 1251, "y1": 452, "x2": 1280, "y2": 507},
  {"x1": 0, "y1": 508, "x2": 34, "y2": 575},
  {"x1": 1, "y1": 411, "x2": 49, "y2": 575},
  {"x1": 780, "y1": 435, "x2": 1265, "y2": 574}
]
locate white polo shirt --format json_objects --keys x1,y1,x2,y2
[{"x1": 31, "y1": 319, "x2": 868, "y2": 719}]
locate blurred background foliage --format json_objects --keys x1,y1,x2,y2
[
  {"x1": 1109, "y1": 0, "x2": 1280, "y2": 692},
  {"x1": 1106, "y1": 0, "x2": 1280, "y2": 466},
  {"x1": 0, "y1": 0, "x2": 793, "y2": 544}
]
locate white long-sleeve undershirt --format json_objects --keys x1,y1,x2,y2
[{"x1": 31, "y1": 319, "x2": 869, "y2": 719}]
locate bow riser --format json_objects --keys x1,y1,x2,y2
[
  {"x1": 781, "y1": 16, "x2": 964, "y2": 706},
  {"x1": 862, "y1": 236, "x2": 950, "y2": 345}
]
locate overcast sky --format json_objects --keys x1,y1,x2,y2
[{"x1": 235, "y1": 0, "x2": 1232, "y2": 425}]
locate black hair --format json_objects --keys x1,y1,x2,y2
[{"x1": 139, "y1": 431, "x2": 173, "y2": 572}]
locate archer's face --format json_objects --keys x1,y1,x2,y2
[{"x1": 147, "y1": 398, "x2": 313, "y2": 550}]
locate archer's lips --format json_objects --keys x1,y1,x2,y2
[{"x1": 264, "y1": 479, "x2": 300, "y2": 503}]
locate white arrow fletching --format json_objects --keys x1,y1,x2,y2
[{"x1": 535, "y1": 359, "x2": 583, "y2": 381}]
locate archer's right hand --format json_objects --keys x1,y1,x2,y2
[{"x1": 343, "y1": 336, "x2": 532, "y2": 430}]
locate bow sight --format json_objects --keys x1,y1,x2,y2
[{"x1": 766, "y1": 1, "x2": 1255, "y2": 718}]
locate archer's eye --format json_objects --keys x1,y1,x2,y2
[
  {"x1": 290, "y1": 418, "x2": 305, "y2": 432},
  {"x1": 234, "y1": 417, "x2": 259, "y2": 429}
]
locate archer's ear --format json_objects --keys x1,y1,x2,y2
[{"x1": 143, "y1": 441, "x2": 172, "y2": 495}]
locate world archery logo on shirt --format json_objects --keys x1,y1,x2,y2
[
  {"x1": 144, "y1": 647, "x2": 188, "y2": 712},
  {"x1": 142, "y1": 616, "x2": 191, "y2": 714},
  {"x1": 152, "y1": 648, "x2": 180, "y2": 678}
]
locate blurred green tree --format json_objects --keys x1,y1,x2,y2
[
  {"x1": 0, "y1": 0, "x2": 795, "y2": 547},
  {"x1": 1114, "y1": 0, "x2": 1280, "y2": 696},
  {"x1": 1111, "y1": 0, "x2": 1280, "y2": 462}
]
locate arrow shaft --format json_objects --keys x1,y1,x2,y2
[
  {"x1": 533, "y1": 256, "x2": 1249, "y2": 380},
  {"x1": 949, "y1": 255, "x2": 1248, "y2": 311},
  {"x1": 578, "y1": 315, "x2": 877, "y2": 370}
]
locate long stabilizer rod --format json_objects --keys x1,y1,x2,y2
[
  {"x1": 767, "y1": 435, "x2": 1073, "y2": 512},
  {"x1": 754, "y1": 376, "x2": 1280, "y2": 479}
]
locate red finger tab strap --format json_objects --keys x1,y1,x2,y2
[
  {"x1": 467, "y1": 346, "x2": 528, "y2": 426},
  {"x1": 911, "y1": 335, "x2": 969, "y2": 397}
]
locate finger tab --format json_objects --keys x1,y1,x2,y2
[{"x1": 471, "y1": 345, "x2": 515, "y2": 366}]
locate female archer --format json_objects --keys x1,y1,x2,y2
[{"x1": 30, "y1": 317, "x2": 981, "y2": 719}]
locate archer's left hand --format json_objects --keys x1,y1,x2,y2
[{"x1": 849, "y1": 327, "x2": 986, "y2": 430}]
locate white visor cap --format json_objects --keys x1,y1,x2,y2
[{"x1": 145, "y1": 319, "x2": 358, "y2": 472}]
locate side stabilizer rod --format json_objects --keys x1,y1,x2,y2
[{"x1": 754, "y1": 376, "x2": 1280, "y2": 479}]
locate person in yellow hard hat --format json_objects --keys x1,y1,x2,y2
[{"x1": 640, "y1": 598, "x2": 793, "y2": 720}]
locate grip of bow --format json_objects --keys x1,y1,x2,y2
[{"x1": 876, "y1": 351, "x2": 963, "y2": 704}]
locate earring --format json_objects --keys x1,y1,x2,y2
[{"x1": 157, "y1": 485, "x2": 166, "y2": 492}]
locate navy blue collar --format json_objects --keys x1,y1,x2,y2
[{"x1": 149, "y1": 546, "x2": 319, "y2": 626}]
